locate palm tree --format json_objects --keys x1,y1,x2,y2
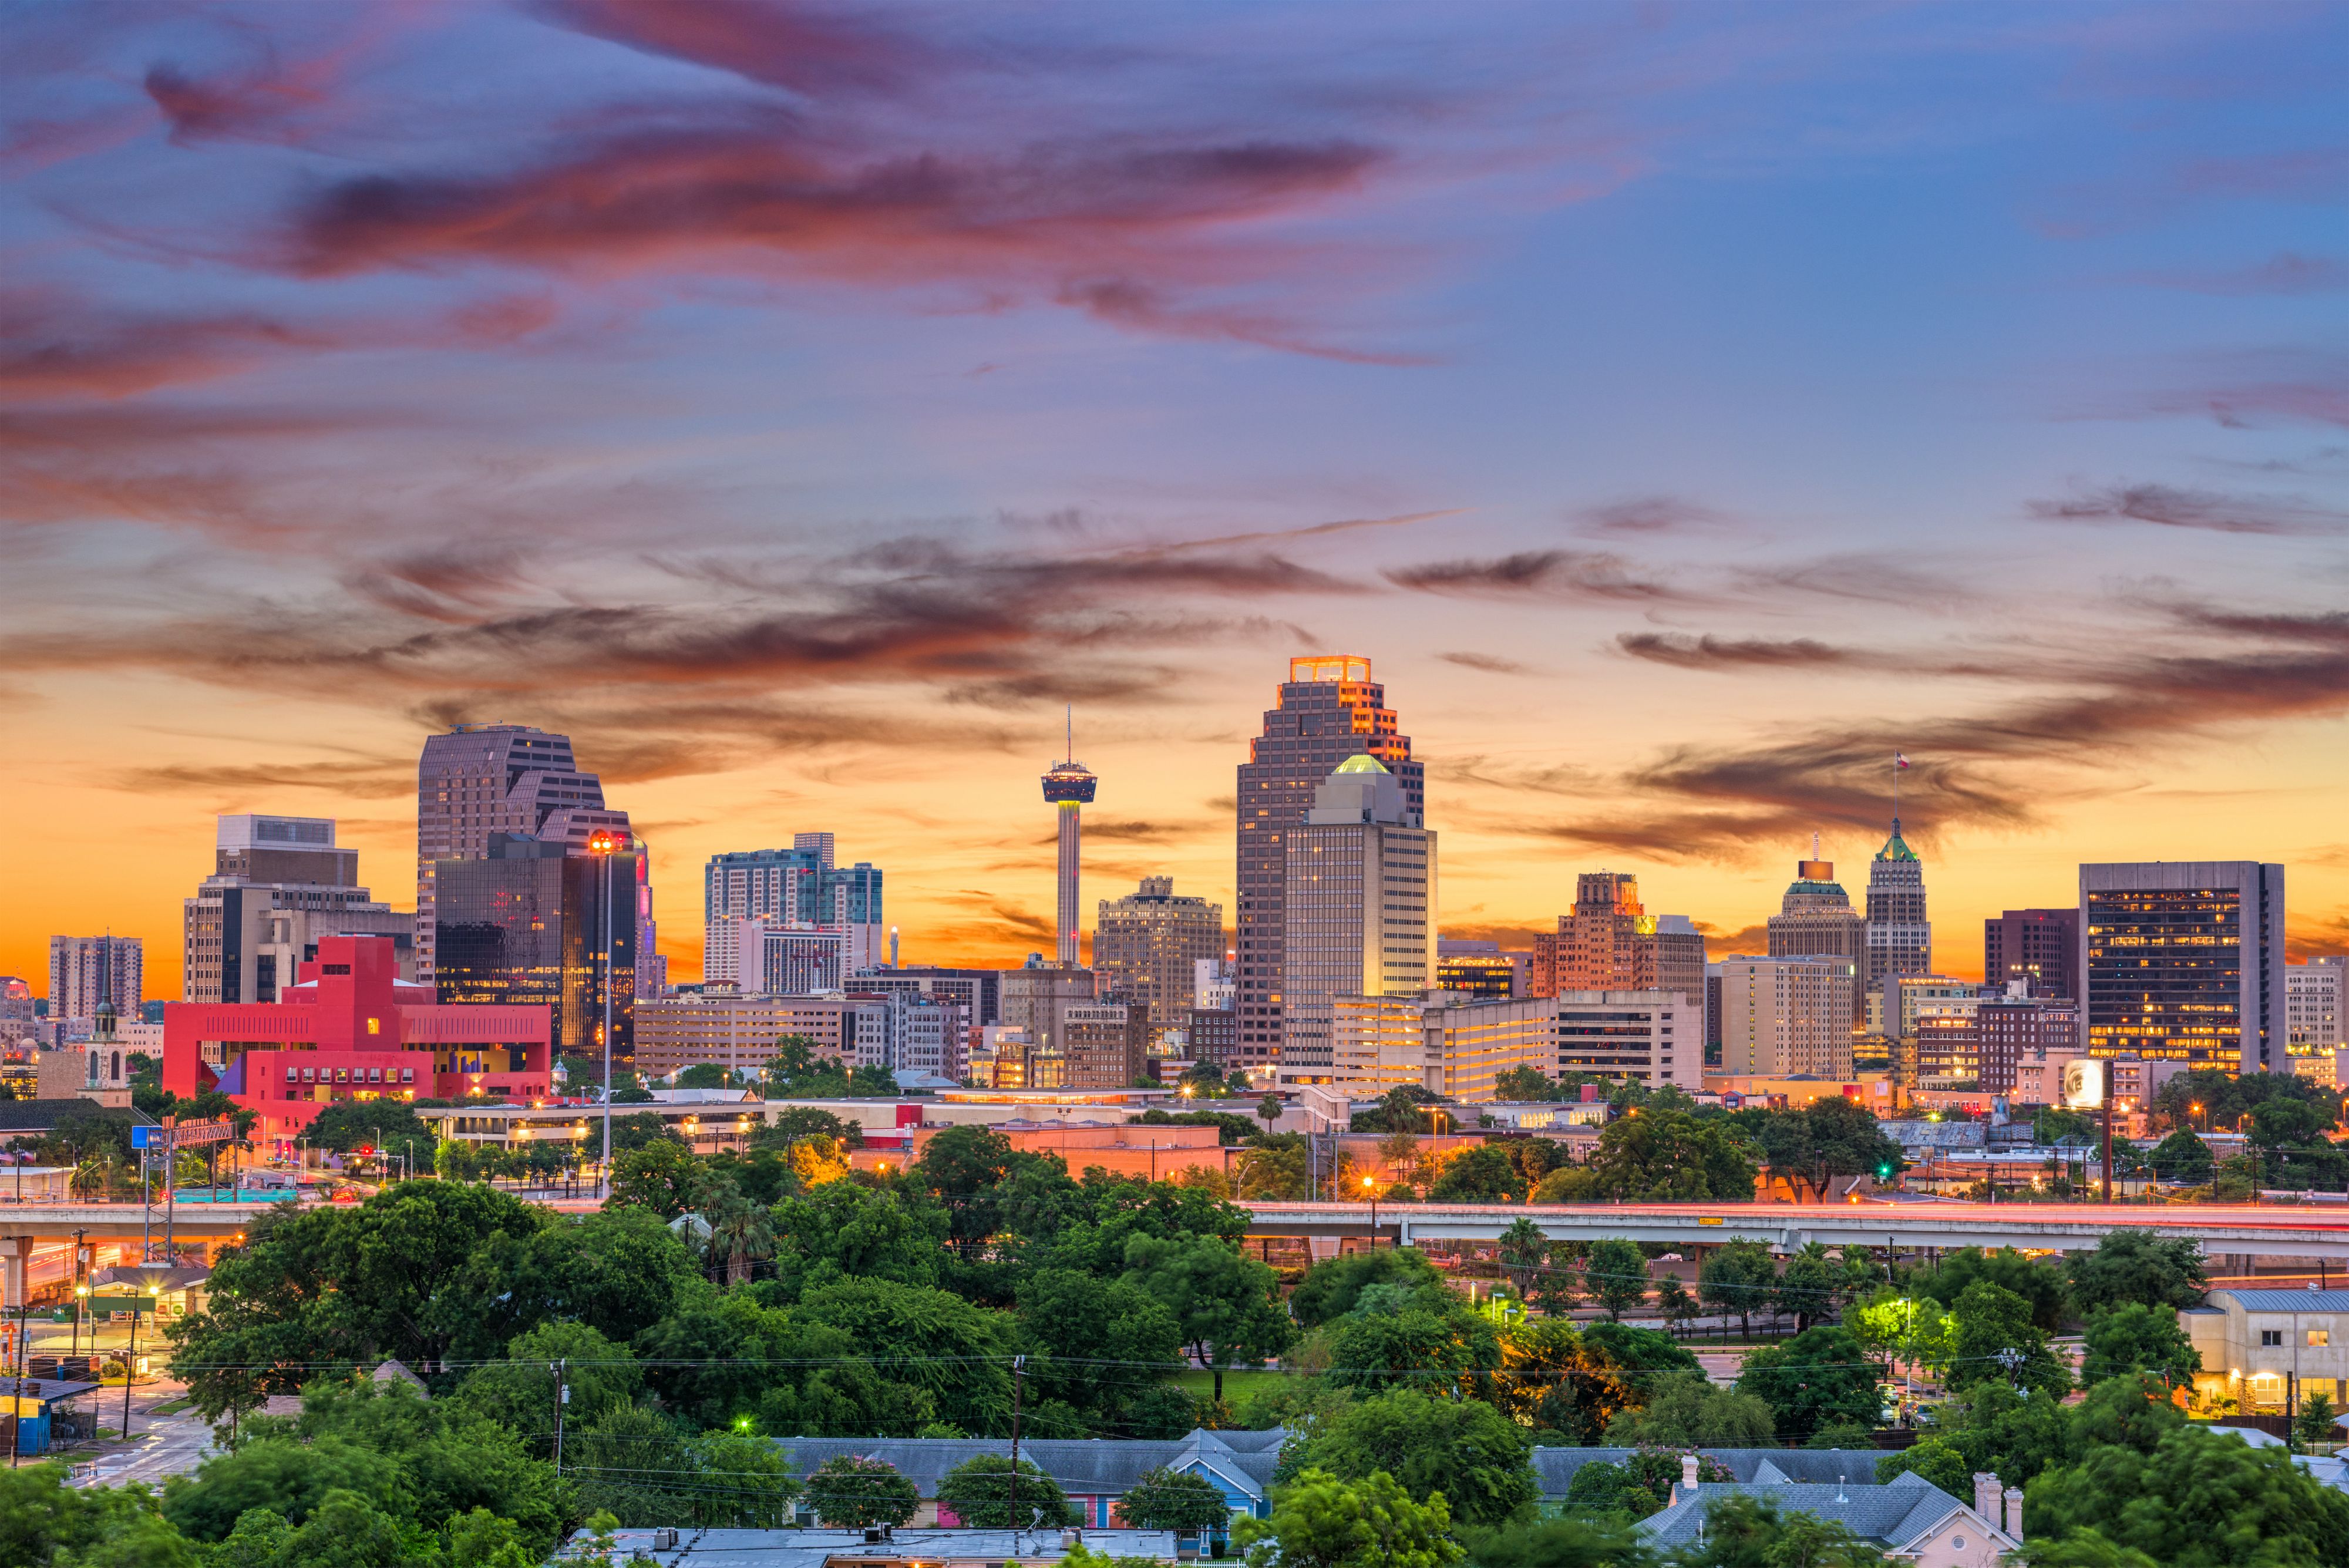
[{"x1": 704, "y1": 1190, "x2": 775, "y2": 1288}]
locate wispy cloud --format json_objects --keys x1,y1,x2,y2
[{"x1": 2028, "y1": 480, "x2": 2347, "y2": 536}]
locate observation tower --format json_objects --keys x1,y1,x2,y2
[{"x1": 1040, "y1": 713, "x2": 1098, "y2": 968}]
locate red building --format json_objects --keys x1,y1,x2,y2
[{"x1": 163, "y1": 934, "x2": 552, "y2": 1147}]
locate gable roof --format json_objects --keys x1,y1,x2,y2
[
  {"x1": 1641, "y1": 1471, "x2": 1997, "y2": 1553},
  {"x1": 774, "y1": 1428, "x2": 1287, "y2": 1501},
  {"x1": 2219, "y1": 1290, "x2": 2349, "y2": 1313},
  {"x1": 1530, "y1": 1446, "x2": 1885, "y2": 1499}
]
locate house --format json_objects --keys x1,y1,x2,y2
[
  {"x1": 2210, "y1": 1424, "x2": 2349, "y2": 1495},
  {"x1": 773, "y1": 1428, "x2": 1285, "y2": 1529},
  {"x1": 599, "y1": 1526, "x2": 1184, "y2": 1567},
  {"x1": 1637, "y1": 1458, "x2": 2019, "y2": 1568},
  {"x1": 2182, "y1": 1288, "x2": 2349, "y2": 1414},
  {"x1": 1532, "y1": 1445, "x2": 1900, "y2": 1506}
]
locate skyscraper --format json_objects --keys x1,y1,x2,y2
[
  {"x1": 2285, "y1": 956, "x2": 2344, "y2": 1080},
  {"x1": 433, "y1": 833, "x2": 640, "y2": 1060},
  {"x1": 1041, "y1": 728, "x2": 1098, "y2": 969},
  {"x1": 1863, "y1": 821, "x2": 1931, "y2": 1006},
  {"x1": 1717, "y1": 955, "x2": 1856, "y2": 1079},
  {"x1": 415, "y1": 724, "x2": 631, "y2": 980},
  {"x1": 2081, "y1": 860, "x2": 2285, "y2": 1072},
  {"x1": 1533, "y1": 872, "x2": 1657, "y2": 995},
  {"x1": 1984, "y1": 908, "x2": 2080, "y2": 999},
  {"x1": 1767, "y1": 846, "x2": 1866, "y2": 1022},
  {"x1": 1280, "y1": 755, "x2": 1436, "y2": 1079},
  {"x1": 185, "y1": 815, "x2": 410, "y2": 1004},
  {"x1": 1092, "y1": 877, "x2": 1224, "y2": 1031},
  {"x1": 702, "y1": 843, "x2": 884, "y2": 978},
  {"x1": 1237, "y1": 655, "x2": 1421, "y2": 1066},
  {"x1": 48, "y1": 936, "x2": 142, "y2": 1021}
]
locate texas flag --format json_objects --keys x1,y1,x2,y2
[{"x1": 1893, "y1": 753, "x2": 1911, "y2": 770}]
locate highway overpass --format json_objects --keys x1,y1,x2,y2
[{"x1": 1239, "y1": 1200, "x2": 2349, "y2": 1261}]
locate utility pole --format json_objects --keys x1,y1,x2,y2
[
  {"x1": 552, "y1": 1358, "x2": 567, "y2": 1474},
  {"x1": 1007, "y1": 1353, "x2": 1026, "y2": 1545},
  {"x1": 2100, "y1": 1066, "x2": 2113, "y2": 1204}
]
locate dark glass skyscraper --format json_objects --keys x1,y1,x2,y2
[
  {"x1": 434, "y1": 835, "x2": 639, "y2": 1061},
  {"x1": 2081, "y1": 860, "x2": 2284, "y2": 1072},
  {"x1": 1234, "y1": 655, "x2": 1421, "y2": 1066}
]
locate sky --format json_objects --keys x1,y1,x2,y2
[{"x1": 3, "y1": 0, "x2": 2345, "y2": 999}]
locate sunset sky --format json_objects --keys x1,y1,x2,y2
[{"x1": 4, "y1": 2, "x2": 2345, "y2": 1000}]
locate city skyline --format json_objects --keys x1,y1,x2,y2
[{"x1": 5, "y1": 4, "x2": 2347, "y2": 994}]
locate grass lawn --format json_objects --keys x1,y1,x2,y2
[{"x1": 1177, "y1": 1368, "x2": 1288, "y2": 1408}]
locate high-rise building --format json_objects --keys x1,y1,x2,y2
[
  {"x1": 1194, "y1": 957, "x2": 1235, "y2": 1011},
  {"x1": 852, "y1": 967, "x2": 1002, "y2": 1029},
  {"x1": 2081, "y1": 861, "x2": 2286, "y2": 1072},
  {"x1": 1767, "y1": 848, "x2": 1866, "y2": 1022},
  {"x1": 1863, "y1": 822, "x2": 1931, "y2": 1005},
  {"x1": 1532, "y1": 873, "x2": 1657, "y2": 997},
  {"x1": 1041, "y1": 728, "x2": 1099, "y2": 968},
  {"x1": 1554, "y1": 990, "x2": 1695, "y2": 1091},
  {"x1": 1436, "y1": 940, "x2": 1517, "y2": 999},
  {"x1": 1653, "y1": 915, "x2": 1707, "y2": 1043},
  {"x1": 1278, "y1": 755, "x2": 1435, "y2": 1080},
  {"x1": 2284, "y1": 957, "x2": 2343, "y2": 1080},
  {"x1": 1092, "y1": 877, "x2": 1224, "y2": 1032},
  {"x1": 1717, "y1": 955, "x2": 1856, "y2": 1079},
  {"x1": 1985, "y1": 908, "x2": 2080, "y2": 999},
  {"x1": 1236, "y1": 655, "x2": 1421, "y2": 1067},
  {"x1": 702, "y1": 845, "x2": 884, "y2": 977},
  {"x1": 1976, "y1": 993, "x2": 2081, "y2": 1096},
  {"x1": 432, "y1": 833, "x2": 640, "y2": 1060},
  {"x1": 48, "y1": 936, "x2": 142, "y2": 1021},
  {"x1": 184, "y1": 815, "x2": 410, "y2": 1004},
  {"x1": 416, "y1": 725, "x2": 631, "y2": 980}
]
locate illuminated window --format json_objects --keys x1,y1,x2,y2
[
  {"x1": 367, "y1": 1018, "x2": 381, "y2": 1035},
  {"x1": 2313, "y1": 1330, "x2": 2331, "y2": 1348}
]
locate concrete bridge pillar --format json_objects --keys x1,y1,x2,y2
[
  {"x1": 0, "y1": 1237, "x2": 31, "y2": 1311},
  {"x1": 1308, "y1": 1236, "x2": 1340, "y2": 1262}
]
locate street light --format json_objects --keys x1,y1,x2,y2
[
  {"x1": 587, "y1": 829, "x2": 621, "y2": 1201},
  {"x1": 1362, "y1": 1174, "x2": 1378, "y2": 1249}
]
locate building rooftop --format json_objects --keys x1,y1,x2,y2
[
  {"x1": 2218, "y1": 1289, "x2": 2349, "y2": 1312},
  {"x1": 1641, "y1": 1471, "x2": 1981, "y2": 1552},
  {"x1": 605, "y1": 1527, "x2": 1182, "y2": 1567}
]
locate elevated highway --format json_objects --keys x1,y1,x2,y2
[{"x1": 1239, "y1": 1200, "x2": 2349, "y2": 1260}]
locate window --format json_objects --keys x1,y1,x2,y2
[
  {"x1": 2312, "y1": 1329, "x2": 2331, "y2": 1348},
  {"x1": 2261, "y1": 1330, "x2": 2283, "y2": 1347},
  {"x1": 402, "y1": 1066, "x2": 414, "y2": 1084}
]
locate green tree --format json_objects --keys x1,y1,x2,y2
[
  {"x1": 2146, "y1": 1130, "x2": 2213, "y2": 1186},
  {"x1": 2067, "y1": 1229, "x2": 2210, "y2": 1314},
  {"x1": 300, "y1": 1101, "x2": 434, "y2": 1169},
  {"x1": 2079, "y1": 1304, "x2": 2200, "y2": 1388},
  {"x1": 1460, "y1": 1513, "x2": 1648, "y2": 1568},
  {"x1": 750, "y1": 1106, "x2": 865, "y2": 1150},
  {"x1": 1947, "y1": 1280, "x2": 2068, "y2": 1397},
  {"x1": 1914, "y1": 1247, "x2": 2069, "y2": 1334},
  {"x1": 1581, "y1": 1238, "x2": 1650, "y2": 1322},
  {"x1": 1122, "y1": 1466, "x2": 1237, "y2": 1533},
  {"x1": 1681, "y1": 1493, "x2": 1884, "y2": 1568},
  {"x1": 1698, "y1": 1240, "x2": 1776, "y2": 1340},
  {"x1": 1017, "y1": 1267, "x2": 1186, "y2": 1434},
  {"x1": 1774, "y1": 1241, "x2": 1848, "y2": 1333},
  {"x1": 674, "y1": 1063, "x2": 737, "y2": 1089},
  {"x1": 702, "y1": 1180, "x2": 777, "y2": 1287},
  {"x1": 769, "y1": 1179, "x2": 948, "y2": 1296},
  {"x1": 445, "y1": 1508, "x2": 536, "y2": 1568},
  {"x1": 272, "y1": 1489, "x2": 406, "y2": 1568},
  {"x1": 806, "y1": 1455, "x2": 921, "y2": 1527},
  {"x1": 1604, "y1": 1367, "x2": 1775, "y2": 1447},
  {"x1": 1322, "y1": 1303, "x2": 1505, "y2": 1402},
  {"x1": 2024, "y1": 1426, "x2": 2349, "y2": 1568},
  {"x1": 936, "y1": 1455, "x2": 1076, "y2": 1529},
  {"x1": 1492, "y1": 1066, "x2": 1567, "y2": 1102},
  {"x1": 447, "y1": 1322, "x2": 641, "y2": 1451},
  {"x1": 1655, "y1": 1274, "x2": 1698, "y2": 1338},
  {"x1": 796, "y1": 1277, "x2": 1016, "y2": 1436},
  {"x1": 1497, "y1": 1219, "x2": 1550, "y2": 1297},
  {"x1": 1736, "y1": 1325, "x2": 1881, "y2": 1444},
  {"x1": 1755, "y1": 1099, "x2": 1904, "y2": 1201},
  {"x1": 2065, "y1": 1373, "x2": 2188, "y2": 1461},
  {"x1": 1305, "y1": 1388, "x2": 1538, "y2": 1527},
  {"x1": 1122, "y1": 1233, "x2": 1294, "y2": 1402},
  {"x1": 2293, "y1": 1391, "x2": 2337, "y2": 1455},
  {"x1": 1542, "y1": 1109, "x2": 1758, "y2": 1203},
  {"x1": 608, "y1": 1138, "x2": 704, "y2": 1217},
  {"x1": 1428, "y1": 1143, "x2": 1529, "y2": 1203},
  {"x1": 1233, "y1": 1469, "x2": 1466, "y2": 1568},
  {"x1": 1291, "y1": 1248, "x2": 1446, "y2": 1328}
]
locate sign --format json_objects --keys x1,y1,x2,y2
[
  {"x1": 1697, "y1": 1217, "x2": 1724, "y2": 1227},
  {"x1": 84, "y1": 1293, "x2": 157, "y2": 1315},
  {"x1": 2061, "y1": 1059, "x2": 2105, "y2": 1110},
  {"x1": 131, "y1": 1118, "x2": 237, "y2": 1150}
]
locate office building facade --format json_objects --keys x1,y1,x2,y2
[
  {"x1": 1767, "y1": 852, "x2": 1867, "y2": 1022},
  {"x1": 703, "y1": 844, "x2": 883, "y2": 980},
  {"x1": 1717, "y1": 955, "x2": 1856, "y2": 1079},
  {"x1": 634, "y1": 990, "x2": 866, "y2": 1079},
  {"x1": 48, "y1": 936, "x2": 142, "y2": 1021},
  {"x1": 416, "y1": 724, "x2": 632, "y2": 981},
  {"x1": 1236, "y1": 655, "x2": 1422, "y2": 1067},
  {"x1": 1985, "y1": 908, "x2": 2081, "y2": 1000},
  {"x1": 852, "y1": 967, "x2": 1002, "y2": 1029},
  {"x1": 1533, "y1": 873, "x2": 1657, "y2": 997},
  {"x1": 1436, "y1": 940, "x2": 1519, "y2": 999},
  {"x1": 1280, "y1": 756, "x2": 1435, "y2": 1074},
  {"x1": 1554, "y1": 990, "x2": 1694, "y2": 1091},
  {"x1": 1092, "y1": 877, "x2": 1224, "y2": 1032},
  {"x1": 1976, "y1": 994, "x2": 2081, "y2": 1096},
  {"x1": 184, "y1": 815, "x2": 410, "y2": 1004},
  {"x1": 2081, "y1": 861, "x2": 2286, "y2": 1072},
  {"x1": 2286, "y1": 957, "x2": 2344, "y2": 1079},
  {"x1": 1863, "y1": 823, "x2": 1932, "y2": 1005},
  {"x1": 433, "y1": 835, "x2": 640, "y2": 1060}
]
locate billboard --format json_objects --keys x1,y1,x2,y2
[{"x1": 2061, "y1": 1058, "x2": 2105, "y2": 1109}]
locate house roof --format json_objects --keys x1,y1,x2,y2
[
  {"x1": 1641, "y1": 1470, "x2": 1987, "y2": 1552},
  {"x1": 605, "y1": 1527, "x2": 1182, "y2": 1568},
  {"x1": 773, "y1": 1428, "x2": 1287, "y2": 1501},
  {"x1": 1530, "y1": 1447, "x2": 1885, "y2": 1498},
  {"x1": 2219, "y1": 1290, "x2": 2349, "y2": 1313}
]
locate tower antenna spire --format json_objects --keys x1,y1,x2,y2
[{"x1": 1065, "y1": 705, "x2": 1072, "y2": 763}]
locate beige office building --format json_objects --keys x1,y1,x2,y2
[
  {"x1": 1717, "y1": 956, "x2": 1856, "y2": 1079},
  {"x1": 1766, "y1": 849, "x2": 1867, "y2": 1024},
  {"x1": 1093, "y1": 877, "x2": 1224, "y2": 1032},
  {"x1": 633, "y1": 991, "x2": 871, "y2": 1079},
  {"x1": 2287, "y1": 957, "x2": 2344, "y2": 1082},
  {"x1": 1281, "y1": 756, "x2": 1435, "y2": 1076}
]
